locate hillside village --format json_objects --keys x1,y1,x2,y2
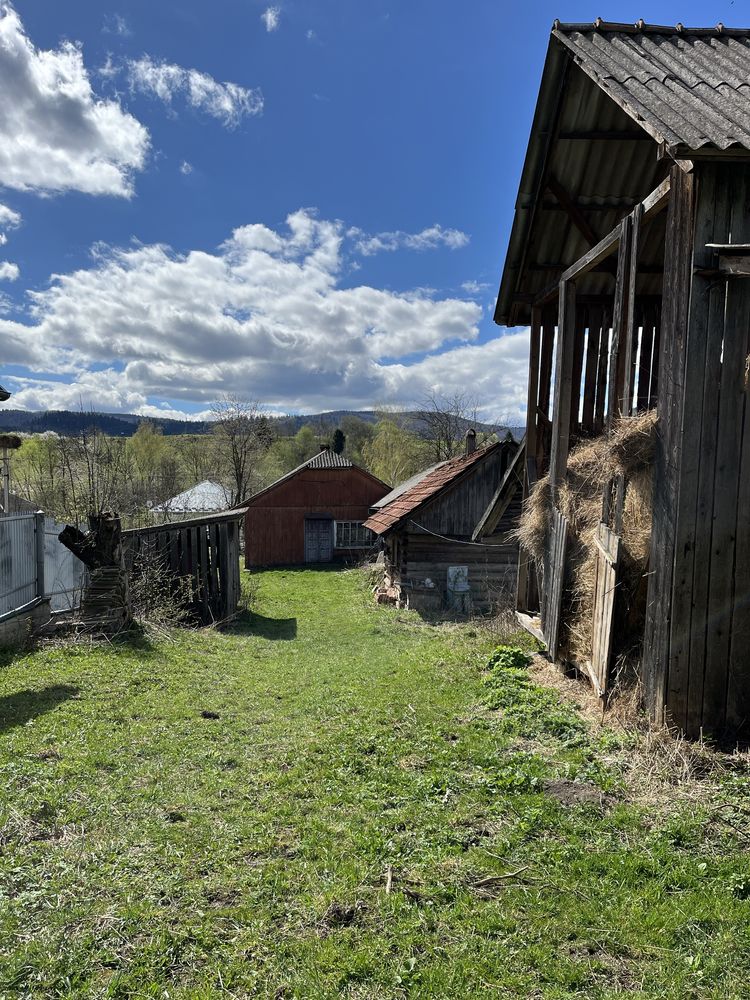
[{"x1": 3, "y1": 10, "x2": 750, "y2": 998}]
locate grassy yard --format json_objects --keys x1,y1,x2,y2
[{"x1": 2, "y1": 568, "x2": 750, "y2": 998}]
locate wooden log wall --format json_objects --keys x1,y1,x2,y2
[
  {"x1": 124, "y1": 514, "x2": 243, "y2": 625},
  {"x1": 643, "y1": 162, "x2": 750, "y2": 738}
]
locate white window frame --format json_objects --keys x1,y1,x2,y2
[{"x1": 334, "y1": 520, "x2": 375, "y2": 549}]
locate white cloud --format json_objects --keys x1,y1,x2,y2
[
  {"x1": 180, "y1": 160, "x2": 193, "y2": 175},
  {"x1": 0, "y1": 260, "x2": 19, "y2": 280},
  {"x1": 126, "y1": 55, "x2": 263, "y2": 127},
  {"x1": 1, "y1": 209, "x2": 519, "y2": 415},
  {"x1": 0, "y1": 201, "x2": 20, "y2": 244},
  {"x1": 0, "y1": 3, "x2": 149, "y2": 197},
  {"x1": 102, "y1": 13, "x2": 131, "y2": 38},
  {"x1": 353, "y1": 224, "x2": 470, "y2": 256},
  {"x1": 461, "y1": 279, "x2": 490, "y2": 294},
  {"x1": 261, "y1": 7, "x2": 280, "y2": 32}
]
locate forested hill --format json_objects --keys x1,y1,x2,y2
[{"x1": 0, "y1": 407, "x2": 522, "y2": 440}]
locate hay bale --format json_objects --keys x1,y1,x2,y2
[{"x1": 515, "y1": 413, "x2": 657, "y2": 666}]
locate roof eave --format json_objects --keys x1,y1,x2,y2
[{"x1": 493, "y1": 34, "x2": 570, "y2": 327}]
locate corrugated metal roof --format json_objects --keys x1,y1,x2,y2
[
  {"x1": 553, "y1": 22, "x2": 750, "y2": 153},
  {"x1": 153, "y1": 480, "x2": 232, "y2": 513},
  {"x1": 363, "y1": 444, "x2": 501, "y2": 535},
  {"x1": 246, "y1": 447, "x2": 389, "y2": 505},
  {"x1": 305, "y1": 449, "x2": 353, "y2": 470},
  {"x1": 495, "y1": 21, "x2": 750, "y2": 326}
]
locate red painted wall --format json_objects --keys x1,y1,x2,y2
[{"x1": 244, "y1": 466, "x2": 389, "y2": 567}]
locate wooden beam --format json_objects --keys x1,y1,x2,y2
[
  {"x1": 546, "y1": 174, "x2": 600, "y2": 247},
  {"x1": 548, "y1": 280, "x2": 577, "y2": 496},
  {"x1": 557, "y1": 130, "x2": 653, "y2": 141}
]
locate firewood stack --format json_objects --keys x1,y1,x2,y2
[{"x1": 59, "y1": 513, "x2": 132, "y2": 633}]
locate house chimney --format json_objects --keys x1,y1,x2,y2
[
  {"x1": 319, "y1": 444, "x2": 329, "y2": 452},
  {"x1": 465, "y1": 428, "x2": 477, "y2": 455}
]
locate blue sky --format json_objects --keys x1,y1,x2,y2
[{"x1": 0, "y1": 1, "x2": 741, "y2": 420}]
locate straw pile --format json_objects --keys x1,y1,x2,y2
[{"x1": 515, "y1": 410, "x2": 657, "y2": 663}]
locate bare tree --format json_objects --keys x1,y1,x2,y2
[
  {"x1": 416, "y1": 390, "x2": 482, "y2": 463},
  {"x1": 210, "y1": 395, "x2": 273, "y2": 502}
]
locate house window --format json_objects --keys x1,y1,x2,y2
[{"x1": 335, "y1": 520, "x2": 375, "y2": 549}]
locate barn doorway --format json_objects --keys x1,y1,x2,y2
[{"x1": 304, "y1": 516, "x2": 333, "y2": 563}]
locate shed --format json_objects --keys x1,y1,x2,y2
[
  {"x1": 363, "y1": 433, "x2": 520, "y2": 614},
  {"x1": 495, "y1": 19, "x2": 750, "y2": 736},
  {"x1": 151, "y1": 480, "x2": 233, "y2": 521},
  {"x1": 244, "y1": 447, "x2": 390, "y2": 568}
]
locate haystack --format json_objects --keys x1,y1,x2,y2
[{"x1": 515, "y1": 411, "x2": 657, "y2": 664}]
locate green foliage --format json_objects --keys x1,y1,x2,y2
[
  {"x1": 362, "y1": 417, "x2": 431, "y2": 486},
  {"x1": 487, "y1": 645, "x2": 530, "y2": 671},
  {"x1": 1, "y1": 570, "x2": 750, "y2": 997},
  {"x1": 331, "y1": 428, "x2": 346, "y2": 454}
]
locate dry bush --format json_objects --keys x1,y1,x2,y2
[{"x1": 129, "y1": 548, "x2": 193, "y2": 636}]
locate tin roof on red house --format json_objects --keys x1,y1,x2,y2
[{"x1": 363, "y1": 442, "x2": 502, "y2": 536}]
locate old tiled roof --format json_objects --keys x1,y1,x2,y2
[
  {"x1": 553, "y1": 21, "x2": 750, "y2": 154},
  {"x1": 363, "y1": 443, "x2": 501, "y2": 536}
]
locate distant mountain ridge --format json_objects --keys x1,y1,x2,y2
[{"x1": 0, "y1": 407, "x2": 523, "y2": 441}]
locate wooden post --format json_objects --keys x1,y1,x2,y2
[
  {"x1": 548, "y1": 280, "x2": 577, "y2": 498},
  {"x1": 526, "y1": 306, "x2": 542, "y2": 467},
  {"x1": 34, "y1": 511, "x2": 45, "y2": 600},
  {"x1": 620, "y1": 204, "x2": 642, "y2": 416},
  {"x1": 607, "y1": 217, "x2": 632, "y2": 429},
  {"x1": 641, "y1": 165, "x2": 694, "y2": 726}
]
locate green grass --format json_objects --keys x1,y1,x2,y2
[{"x1": 1, "y1": 567, "x2": 750, "y2": 998}]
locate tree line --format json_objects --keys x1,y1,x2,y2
[{"x1": 8, "y1": 392, "x2": 508, "y2": 524}]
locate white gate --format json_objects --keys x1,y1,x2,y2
[
  {"x1": 0, "y1": 512, "x2": 40, "y2": 615},
  {"x1": 0, "y1": 512, "x2": 86, "y2": 615}
]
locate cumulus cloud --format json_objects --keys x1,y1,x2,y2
[
  {"x1": 0, "y1": 201, "x2": 20, "y2": 244},
  {"x1": 0, "y1": 260, "x2": 18, "y2": 280},
  {"x1": 0, "y1": 3, "x2": 149, "y2": 197},
  {"x1": 0, "y1": 209, "x2": 535, "y2": 417},
  {"x1": 352, "y1": 224, "x2": 470, "y2": 256},
  {"x1": 125, "y1": 55, "x2": 263, "y2": 127},
  {"x1": 261, "y1": 7, "x2": 280, "y2": 32},
  {"x1": 179, "y1": 160, "x2": 193, "y2": 175}
]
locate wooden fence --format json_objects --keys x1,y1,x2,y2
[{"x1": 123, "y1": 509, "x2": 245, "y2": 625}]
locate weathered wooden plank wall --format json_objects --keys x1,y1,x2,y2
[
  {"x1": 124, "y1": 514, "x2": 243, "y2": 625},
  {"x1": 644, "y1": 162, "x2": 750, "y2": 737}
]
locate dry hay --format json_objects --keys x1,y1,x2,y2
[{"x1": 515, "y1": 411, "x2": 657, "y2": 667}]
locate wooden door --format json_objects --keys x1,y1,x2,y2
[{"x1": 304, "y1": 519, "x2": 332, "y2": 563}]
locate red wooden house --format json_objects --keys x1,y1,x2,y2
[{"x1": 244, "y1": 447, "x2": 390, "y2": 568}]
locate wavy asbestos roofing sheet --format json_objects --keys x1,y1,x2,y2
[
  {"x1": 363, "y1": 443, "x2": 501, "y2": 535},
  {"x1": 553, "y1": 22, "x2": 750, "y2": 153}
]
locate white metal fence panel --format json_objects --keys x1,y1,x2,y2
[
  {"x1": 43, "y1": 517, "x2": 86, "y2": 612},
  {"x1": 0, "y1": 512, "x2": 40, "y2": 615}
]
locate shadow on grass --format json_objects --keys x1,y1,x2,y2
[
  {"x1": 0, "y1": 684, "x2": 79, "y2": 735},
  {"x1": 230, "y1": 610, "x2": 297, "y2": 641}
]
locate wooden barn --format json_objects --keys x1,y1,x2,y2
[
  {"x1": 244, "y1": 447, "x2": 389, "y2": 568},
  {"x1": 495, "y1": 19, "x2": 750, "y2": 736},
  {"x1": 363, "y1": 432, "x2": 520, "y2": 614}
]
